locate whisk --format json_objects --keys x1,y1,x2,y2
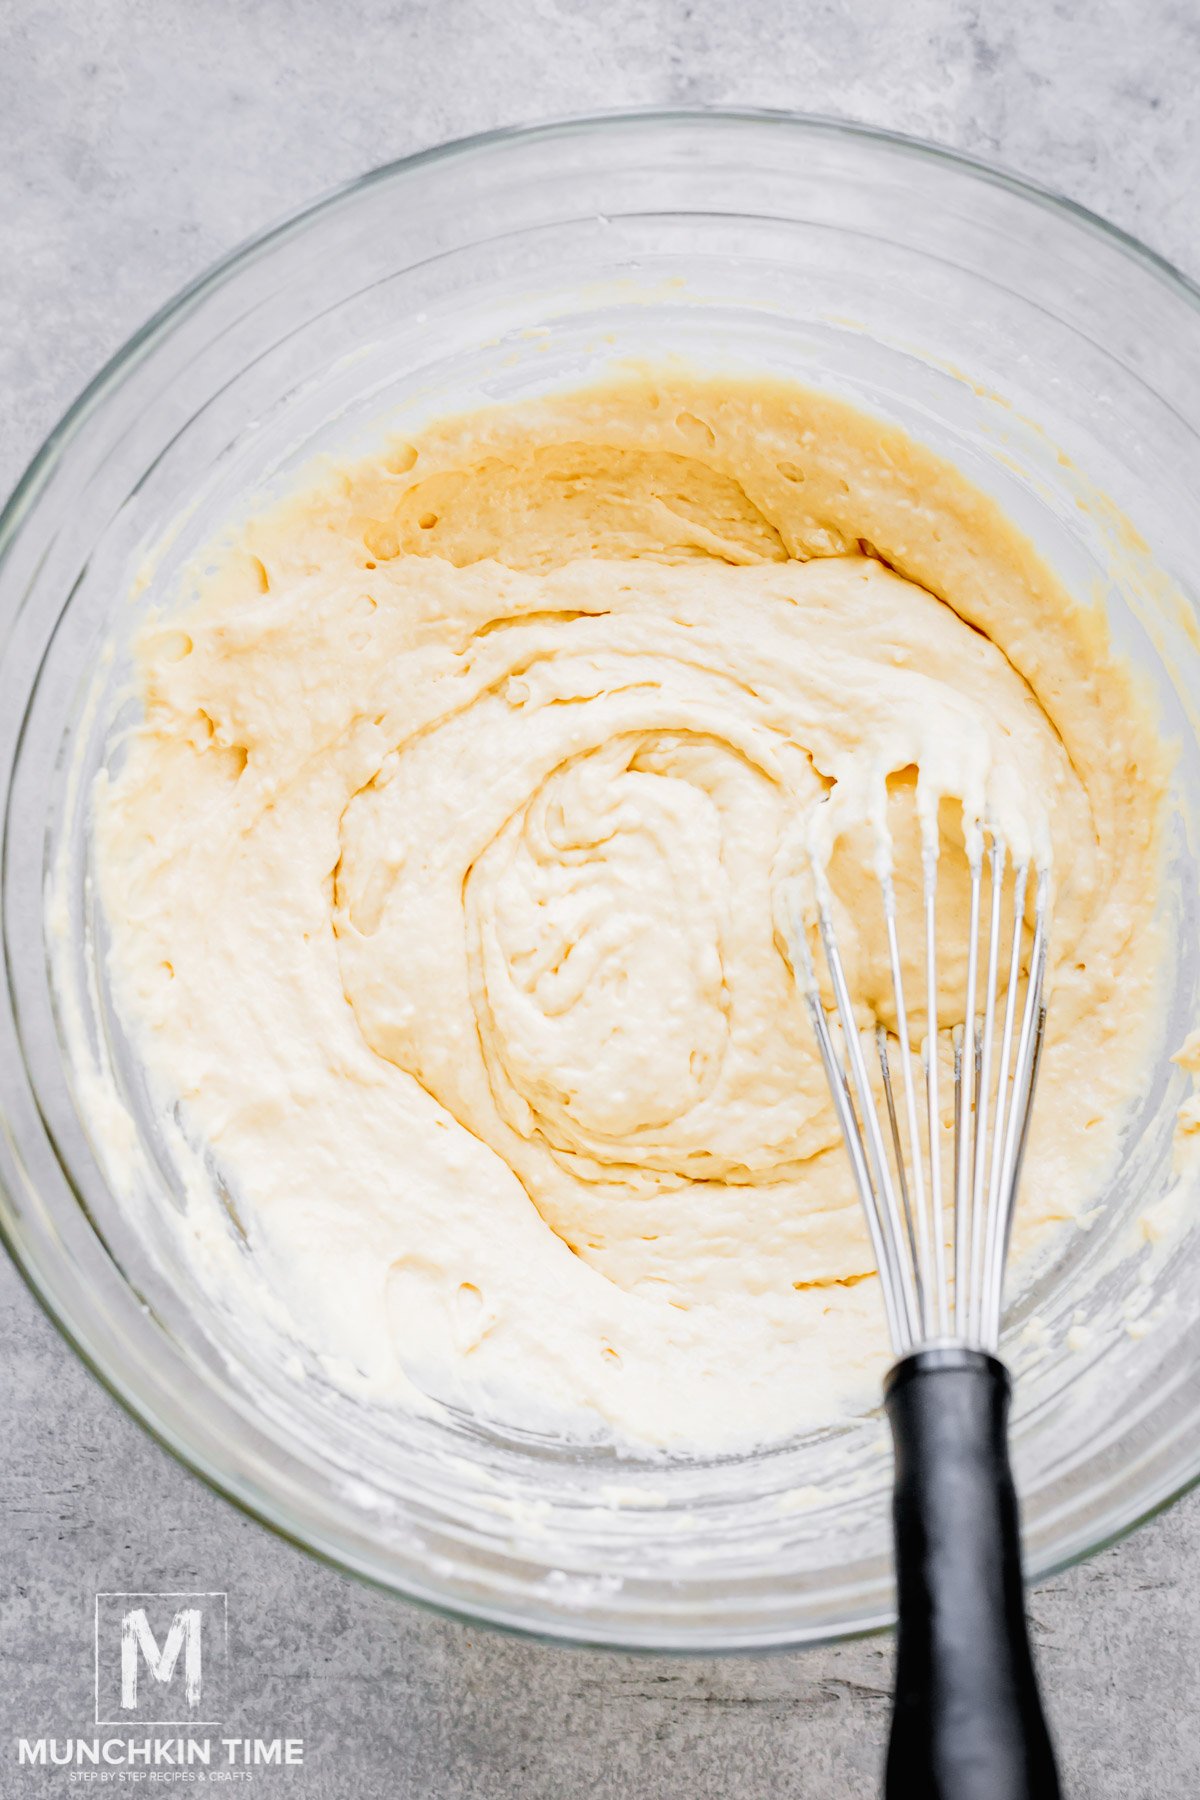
[{"x1": 797, "y1": 828, "x2": 1061, "y2": 1800}]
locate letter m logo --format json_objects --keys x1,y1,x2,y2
[
  {"x1": 121, "y1": 1606, "x2": 202, "y2": 1709},
  {"x1": 95, "y1": 1593, "x2": 227, "y2": 1724}
]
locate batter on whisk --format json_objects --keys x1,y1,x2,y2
[{"x1": 93, "y1": 371, "x2": 1169, "y2": 1451}]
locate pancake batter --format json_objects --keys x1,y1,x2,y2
[{"x1": 93, "y1": 373, "x2": 1168, "y2": 1451}]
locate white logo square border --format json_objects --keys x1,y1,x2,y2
[{"x1": 94, "y1": 1591, "x2": 228, "y2": 1726}]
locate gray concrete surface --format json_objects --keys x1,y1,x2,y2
[{"x1": 2, "y1": 2, "x2": 1199, "y2": 1795}]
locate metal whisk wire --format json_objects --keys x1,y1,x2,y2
[{"x1": 799, "y1": 830, "x2": 1049, "y2": 1357}]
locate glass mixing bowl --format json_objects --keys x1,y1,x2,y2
[{"x1": 2, "y1": 111, "x2": 1199, "y2": 1652}]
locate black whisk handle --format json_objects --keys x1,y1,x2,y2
[{"x1": 884, "y1": 1346, "x2": 1061, "y2": 1800}]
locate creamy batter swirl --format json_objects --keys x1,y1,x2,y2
[{"x1": 94, "y1": 373, "x2": 1167, "y2": 1450}]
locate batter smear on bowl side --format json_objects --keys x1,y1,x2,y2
[{"x1": 94, "y1": 372, "x2": 1169, "y2": 1452}]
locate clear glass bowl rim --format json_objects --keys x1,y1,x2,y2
[{"x1": 2, "y1": 105, "x2": 1200, "y2": 1653}]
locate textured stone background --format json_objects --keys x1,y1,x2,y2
[{"x1": 2, "y1": 3, "x2": 1198, "y2": 1795}]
